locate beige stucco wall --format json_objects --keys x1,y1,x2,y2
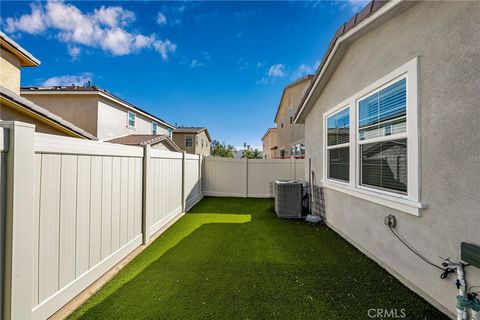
[
  {"x1": 173, "y1": 132, "x2": 194, "y2": 154},
  {"x1": 303, "y1": 2, "x2": 480, "y2": 318},
  {"x1": 195, "y1": 130, "x2": 211, "y2": 156},
  {"x1": 173, "y1": 131, "x2": 210, "y2": 156},
  {"x1": 275, "y1": 80, "x2": 310, "y2": 157},
  {"x1": 262, "y1": 129, "x2": 278, "y2": 159},
  {"x1": 0, "y1": 103, "x2": 70, "y2": 136},
  {"x1": 97, "y1": 96, "x2": 169, "y2": 141},
  {"x1": 20, "y1": 94, "x2": 99, "y2": 137},
  {"x1": 0, "y1": 48, "x2": 21, "y2": 94}
]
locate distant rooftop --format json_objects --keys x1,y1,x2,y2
[
  {"x1": 21, "y1": 84, "x2": 175, "y2": 129},
  {"x1": 173, "y1": 127, "x2": 211, "y2": 141},
  {"x1": 107, "y1": 134, "x2": 181, "y2": 151}
]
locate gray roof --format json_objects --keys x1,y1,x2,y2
[
  {"x1": 1, "y1": 86, "x2": 97, "y2": 140},
  {"x1": 21, "y1": 85, "x2": 176, "y2": 130},
  {"x1": 0, "y1": 31, "x2": 40, "y2": 66}
]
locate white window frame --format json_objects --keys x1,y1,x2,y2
[
  {"x1": 321, "y1": 57, "x2": 422, "y2": 216},
  {"x1": 185, "y1": 135, "x2": 193, "y2": 148},
  {"x1": 127, "y1": 111, "x2": 136, "y2": 129},
  {"x1": 324, "y1": 105, "x2": 350, "y2": 185},
  {"x1": 152, "y1": 122, "x2": 158, "y2": 135}
]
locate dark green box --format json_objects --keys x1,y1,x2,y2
[{"x1": 461, "y1": 242, "x2": 480, "y2": 268}]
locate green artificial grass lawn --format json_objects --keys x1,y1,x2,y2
[{"x1": 69, "y1": 197, "x2": 447, "y2": 320}]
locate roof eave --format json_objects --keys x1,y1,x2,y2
[
  {"x1": 294, "y1": 0, "x2": 413, "y2": 124},
  {"x1": 0, "y1": 31, "x2": 40, "y2": 67}
]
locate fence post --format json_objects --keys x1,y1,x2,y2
[
  {"x1": 290, "y1": 156, "x2": 295, "y2": 180},
  {"x1": 198, "y1": 155, "x2": 202, "y2": 197},
  {"x1": 1, "y1": 121, "x2": 35, "y2": 320},
  {"x1": 245, "y1": 158, "x2": 248, "y2": 198},
  {"x1": 142, "y1": 145, "x2": 151, "y2": 244},
  {"x1": 181, "y1": 151, "x2": 186, "y2": 212}
]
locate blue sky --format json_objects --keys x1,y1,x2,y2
[{"x1": 1, "y1": 1, "x2": 366, "y2": 149}]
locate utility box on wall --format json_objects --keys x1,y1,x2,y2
[{"x1": 461, "y1": 242, "x2": 480, "y2": 269}]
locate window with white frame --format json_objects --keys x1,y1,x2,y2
[
  {"x1": 358, "y1": 78, "x2": 407, "y2": 194},
  {"x1": 326, "y1": 107, "x2": 350, "y2": 182},
  {"x1": 185, "y1": 136, "x2": 193, "y2": 148},
  {"x1": 127, "y1": 111, "x2": 136, "y2": 128},
  {"x1": 321, "y1": 58, "x2": 419, "y2": 214},
  {"x1": 168, "y1": 128, "x2": 172, "y2": 138},
  {"x1": 152, "y1": 122, "x2": 158, "y2": 135}
]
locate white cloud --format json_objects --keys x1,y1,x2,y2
[
  {"x1": 341, "y1": 0, "x2": 370, "y2": 11},
  {"x1": 67, "y1": 45, "x2": 81, "y2": 59},
  {"x1": 4, "y1": 0, "x2": 176, "y2": 59},
  {"x1": 5, "y1": 3, "x2": 46, "y2": 34},
  {"x1": 153, "y1": 39, "x2": 176, "y2": 60},
  {"x1": 156, "y1": 12, "x2": 167, "y2": 25},
  {"x1": 189, "y1": 59, "x2": 203, "y2": 68},
  {"x1": 42, "y1": 72, "x2": 93, "y2": 86},
  {"x1": 290, "y1": 60, "x2": 319, "y2": 80},
  {"x1": 267, "y1": 64, "x2": 286, "y2": 77}
]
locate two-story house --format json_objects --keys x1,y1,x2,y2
[
  {"x1": 0, "y1": 31, "x2": 95, "y2": 140},
  {"x1": 261, "y1": 128, "x2": 278, "y2": 159},
  {"x1": 21, "y1": 85, "x2": 179, "y2": 151},
  {"x1": 172, "y1": 127, "x2": 211, "y2": 156},
  {"x1": 273, "y1": 75, "x2": 313, "y2": 158}
]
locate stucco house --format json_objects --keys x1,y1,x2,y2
[
  {"x1": 273, "y1": 75, "x2": 313, "y2": 158},
  {"x1": 0, "y1": 32, "x2": 95, "y2": 140},
  {"x1": 294, "y1": 0, "x2": 480, "y2": 318},
  {"x1": 261, "y1": 128, "x2": 278, "y2": 159},
  {"x1": 173, "y1": 127, "x2": 211, "y2": 156},
  {"x1": 20, "y1": 85, "x2": 179, "y2": 151}
]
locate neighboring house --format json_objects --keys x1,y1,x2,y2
[
  {"x1": 294, "y1": 1, "x2": 480, "y2": 318},
  {"x1": 261, "y1": 128, "x2": 278, "y2": 159},
  {"x1": 273, "y1": 75, "x2": 313, "y2": 158},
  {"x1": 0, "y1": 31, "x2": 96, "y2": 139},
  {"x1": 173, "y1": 127, "x2": 211, "y2": 156},
  {"x1": 20, "y1": 85, "x2": 179, "y2": 150}
]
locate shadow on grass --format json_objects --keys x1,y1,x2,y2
[{"x1": 69, "y1": 197, "x2": 448, "y2": 320}]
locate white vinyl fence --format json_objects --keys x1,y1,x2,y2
[
  {"x1": 0, "y1": 122, "x2": 203, "y2": 320},
  {"x1": 203, "y1": 156, "x2": 305, "y2": 197},
  {"x1": 0, "y1": 121, "x2": 304, "y2": 320}
]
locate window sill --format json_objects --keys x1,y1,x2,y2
[
  {"x1": 127, "y1": 125, "x2": 136, "y2": 130},
  {"x1": 321, "y1": 180, "x2": 426, "y2": 216}
]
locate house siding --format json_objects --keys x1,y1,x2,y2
[
  {"x1": 304, "y1": 2, "x2": 480, "y2": 317},
  {"x1": 195, "y1": 130, "x2": 211, "y2": 156},
  {"x1": 262, "y1": 130, "x2": 277, "y2": 159},
  {"x1": 275, "y1": 80, "x2": 310, "y2": 157},
  {"x1": 96, "y1": 97, "x2": 169, "y2": 141},
  {"x1": 20, "y1": 94, "x2": 99, "y2": 137},
  {"x1": 0, "y1": 48, "x2": 21, "y2": 94}
]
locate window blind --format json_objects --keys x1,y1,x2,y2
[
  {"x1": 360, "y1": 139, "x2": 407, "y2": 193},
  {"x1": 328, "y1": 147, "x2": 349, "y2": 182},
  {"x1": 359, "y1": 78, "x2": 406, "y2": 141}
]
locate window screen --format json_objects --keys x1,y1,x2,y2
[
  {"x1": 326, "y1": 107, "x2": 350, "y2": 182},
  {"x1": 360, "y1": 139, "x2": 407, "y2": 193},
  {"x1": 359, "y1": 78, "x2": 406, "y2": 141}
]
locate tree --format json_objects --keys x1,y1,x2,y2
[
  {"x1": 241, "y1": 143, "x2": 263, "y2": 159},
  {"x1": 210, "y1": 140, "x2": 235, "y2": 158}
]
